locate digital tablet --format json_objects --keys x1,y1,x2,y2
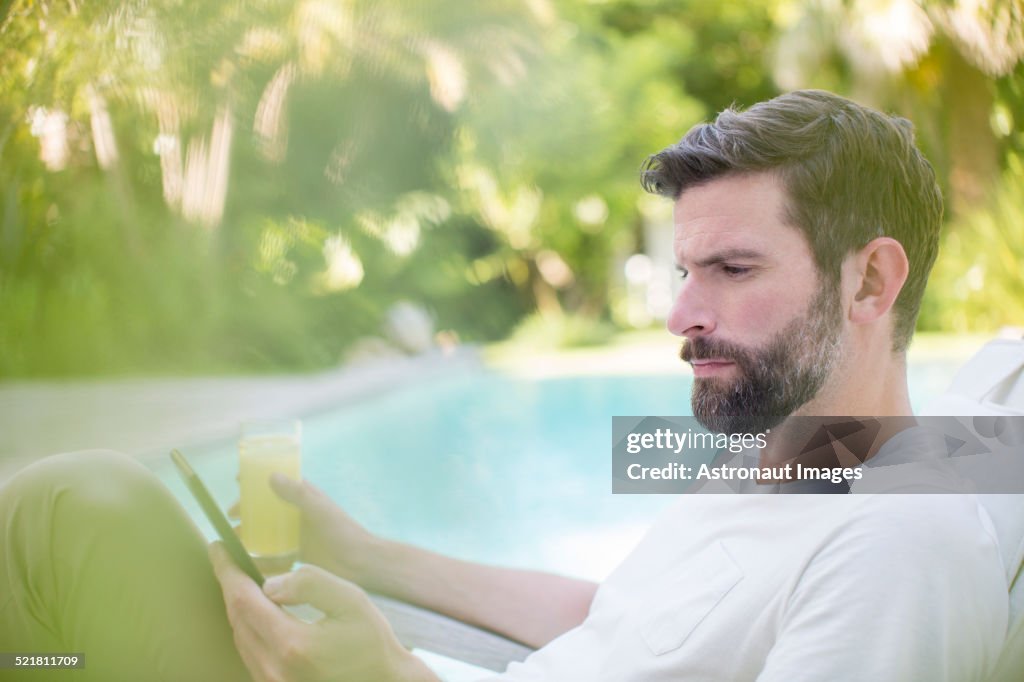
[{"x1": 170, "y1": 449, "x2": 266, "y2": 586}]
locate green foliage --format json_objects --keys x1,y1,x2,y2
[
  {"x1": 510, "y1": 312, "x2": 617, "y2": 350},
  {"x1": 0, "y1": 0, "x2": 544, "y2": 376},
  {"x1": 921, "y1": 156, "x2": 1024, "y2": 333},
  {"x1": 1, "y1": 0, "x2": 1022, "y2": 377},
  {"x1": 595, "y1": 0, "x2": 780, "y2": 111}
]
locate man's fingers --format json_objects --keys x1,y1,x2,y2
[
  {"x1": 209, "y1": 543, "x2": 264, "y2": 614},
  {"x1": 208, "y1": 540, "x2": 286, "y2": 675},
  {"x1": 262, "y1": 564, "x2": 368, "y2": 618},
  {"x1": 269, "y1": 473, "x2": 320, "y2": 509},
  {"x1": 209, "y1": 541, "x2": 239, "y2": 582},
  {"x1": 208, "y1": 543, "x2": 281, "y2": 639}
]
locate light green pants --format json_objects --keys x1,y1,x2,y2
[{"x1": 0, "y1": 450, "x2": 250, "y2": 681}]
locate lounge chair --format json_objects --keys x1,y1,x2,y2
[{"x1": 923, "y1": 338, "x2": 1024, "y2": 681}]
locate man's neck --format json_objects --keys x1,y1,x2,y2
[{"x1": 758, "y1": 349, "x2": 914, "y2": 468}]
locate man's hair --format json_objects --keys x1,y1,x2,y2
[{"x1": 640, "y1": 89, "x2": 942, "y2": 353}]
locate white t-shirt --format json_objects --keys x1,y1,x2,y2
[{"x1": 486, "y1": 431, "x2": 1009, "y2": 681}]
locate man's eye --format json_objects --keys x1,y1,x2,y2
[
  {"x1": 677, "y1": 268, "x2": 689, "y2": 280},
  {"x1": 722, "y1": 265, "x2": 750, "y2": 277}
]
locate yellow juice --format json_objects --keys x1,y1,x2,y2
[{"x1": 239, "y1": 434, "x2": 301, "y2": 558}]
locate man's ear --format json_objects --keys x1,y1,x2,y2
[{"x1": 847, "y1": 237, "x2": 909, "y2": 325}]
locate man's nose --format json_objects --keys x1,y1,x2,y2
[{"x1": 666, "y1": 282, "x2": 716, "y2": 338}]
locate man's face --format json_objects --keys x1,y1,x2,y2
[{"x1": 668, "y1": 172, "x2": 844, "y2": 434}]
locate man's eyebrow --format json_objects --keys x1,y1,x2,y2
[{"x1": 677, "y1": 248, "x2": 767, "y2": 268}]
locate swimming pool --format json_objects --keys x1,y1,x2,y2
[
  {"x1": 149, "y1": 361, "x2": 960, "y2": 679},
  {"x1": 152, "y1": 371, "x2": 706, "y2": 579}
]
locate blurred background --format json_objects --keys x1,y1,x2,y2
[
  {"x1": 2, "y1": 4, "x2": 1021, "y2": 677},
  {"x1": 1, "y1": 0, "x2": 1021, "y2": 379}
]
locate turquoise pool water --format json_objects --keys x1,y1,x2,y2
[{"x1": 149, "y1": 361, "x2": 960, "y2": 679}]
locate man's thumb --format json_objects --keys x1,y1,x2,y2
[{"x1": 263, "y1": 565, "x2": 363, "y2": 617}]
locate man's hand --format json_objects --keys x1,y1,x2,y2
[
  {"x1": 266, "y1": 474, "x2": 383, "y2": 584},
  {"x1": 230, "y1": 475, "x2": 597, "y2": 650},
  {"x1": 228, "y1": 475, "x2": 386, "y2": 586},
  {"x1": 208, "y1": 542, "x2": 439, "y2": 682}
]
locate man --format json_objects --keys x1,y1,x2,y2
[{"x1": 0, "y1": 90, "x2": 1009, "y2": 681}]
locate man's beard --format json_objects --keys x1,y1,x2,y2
[{"x1": 680, "y1": 285, "x2": 843, "y2": 435}]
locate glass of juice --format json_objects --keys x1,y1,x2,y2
[{"x1": 239, "y1": 418, "x2": 301, "y2": 569}]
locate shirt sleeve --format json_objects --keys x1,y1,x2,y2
[{"x1": 756, "y1": 496, "x2": 1008, "y2": 682}]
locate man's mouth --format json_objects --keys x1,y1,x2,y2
[{"x1": 689, "y1": 358, "x2": 736, "y2": 378}]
